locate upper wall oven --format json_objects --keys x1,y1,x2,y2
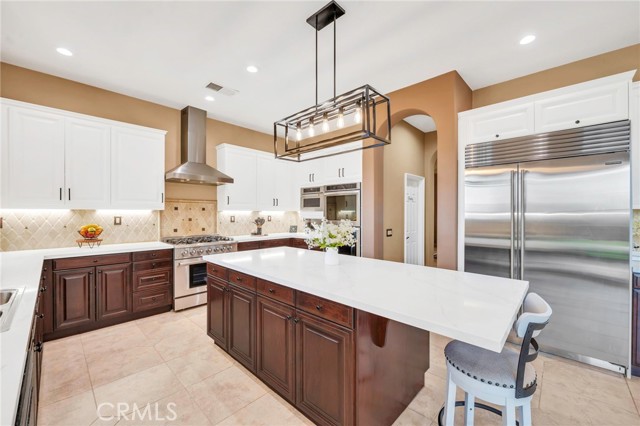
[
  {"x1": 300, "y1": 186, "x2": 324, "y2": 212},
  {"x1": 324, "y1": 183, "x2": 360, "y2": 227}
]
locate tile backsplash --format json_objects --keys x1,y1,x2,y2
[
  {"x1": 160, "y1": 200, "x2": 217, "y2": 238},
  {"x1": 217, "y1": 211, "x2": 304, "y2": 236},
  {"x1": 0, "y1": 210, "x2": 159, "y2": 251}
]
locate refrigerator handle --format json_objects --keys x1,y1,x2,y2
[
  {"x1": 510, "y1": 170, "x2": 516, "y2": 279},
  {"x1": 519, "y1": 170, "x2": 527, "y2": 280}
]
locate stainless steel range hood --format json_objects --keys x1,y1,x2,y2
[{"x1": 165, "y1": 106, "x2": 234, "y2": 185}]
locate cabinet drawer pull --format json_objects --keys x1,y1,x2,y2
[
  {"x1": 93, "y1": 259, "x2": 99, "y2": 263},
  {"x1": 40, "y1": 286, "x2": 47, "y2": 292},
  {"x1": 151, "y1": 297, "x2": 157, "y2": 302},
  {"x1": 152, "y1": 262, "x2": 157, "y2": 268},
  {"x1": 268, "y1": 288, "x2": 275, "y2": 293},
  {"x1": 34, "y1": 342, "x2": 43, "y2": 352},
  {"x1": 236, "y1": 277, "x2": 242, "y2": 281},
  {"x1": 36, "y1": 313, "x2": 44, "y2": 319},
  {"x1": 286, "y1": 315, "x2": 292, "y2": 320},
  {"x1": 575, "y1": 119, "x2": 581, "y2": 124},
  {"x1": 495, "y1": 134, "x2": 500, "y2": 138},
  {"x1": 316, "y1": 305, "x2": 323, "y2": 311}
]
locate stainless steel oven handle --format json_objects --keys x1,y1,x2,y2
[{"x1": 177, "y1": 258, "x2": 205, "y2": 267}]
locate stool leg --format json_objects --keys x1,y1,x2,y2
[
  {"x1": 464, "y1": 392, "x2": 475, "y2": 426},
  {"x1": 502, "y1": 400, "x2": 516, "y2": 426},
  {"x1": 520, "y1": 401, "x2": 532, "y2": 426},
  {"x1": 444, "y1": 372, "x2": 456, "y2": 426}
]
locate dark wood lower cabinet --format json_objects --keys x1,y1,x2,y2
[
  {"x1": 53, "y1": 267, "x2": 96, "y2": 331},
  {"x1": 96, "y1": 263, "x2": 131, "y2": 321},
  {"x1": 228, "y1": 285, "x2": 257, "y2": 372},
  {"x1": 296, "y1": 311, "x2": 354, "y2": 426},
  {"x1": 208, "y1": 278, "x2": 229, "y2": 350},
  {"x1": 207, "y1": 264, "x2": 430, "y2": 426},
  {"x1": 257, "y1": 296, "x2": 296, "y2": 402}
]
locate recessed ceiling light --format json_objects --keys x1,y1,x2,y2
[
  {"x1": 246, "y1": 65, "x2": 258, "y2": 73},
  {"x1": 56, "y1": 47, "x2": 73, "y2": 56},
  {"x1": 205, "y1": 96, "x2": 215, "y2": 102},
  {"x1": 519, "y1": 35, "x2": 536, "y2": 45}
]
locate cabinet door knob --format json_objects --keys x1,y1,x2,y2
[
  {"x1": 93, "y1": 259, "x2": 99, "y2": 263},
  {"x1": 152, "y1": 262, "x2": 157, "y2": 268},
  {"x1": 98, "y1": 270, "x2": 102, "y2": 273},
  {"x1": 575, "y1": 119, "x2": 580, "y2": 124},
  {"x1": 495, "y1": 134, "x2": 500, "y2": 138},
  {"x1": 151, "y1": 297, "x2": 157, "y2": 302},
  {"x1": 286, "y1": 315, "x2": 292, "y2": 320},
  {"x1": 293, "y1": 318, "x2": 299, "y2": 323},
  {"x1": 316, "y1": 305, "x2": 323, "y2": 311},
  {"x1": 34, "y1": 343, "x2": 43, "y2": 352},
  {"x1": 40, "y1": 286, "x2": 47, "y2": 292},
  {"x1": 268, "y1": 288, "x2": 275, "y2": 293},
  {"x1": 236, "y1": 277, "x2": 242, "y2": 281},
  {"x1": 37, "y1": 313, "x2": 44, "y2": 319}
]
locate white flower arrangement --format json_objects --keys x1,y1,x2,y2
[{"x1": 305, "y1": 219, "x2": 356, "y2": 250}]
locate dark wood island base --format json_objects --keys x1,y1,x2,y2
[{"x1": 206, "y1": 262, "x2": 430, "y2": 426}]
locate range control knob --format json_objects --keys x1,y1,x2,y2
[
  {"x1": 197, "y1": 249, "x2": 204, "y2": 255},
  {"x1": 181, "y1": 250, "x2": 189, "y2": 256},
  {"x1": 206, "y1": 248, "x2": 213, "y2": 254},
  {"x1": 189, "y1": 249, "x2": 197, "y2": 256}
]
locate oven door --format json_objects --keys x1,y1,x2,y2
[
  {"x1": 324, "y1": 191, "x2": 360, "y2": 226},
  {"x1": 174, "y1": 258, "x2": 208, "y2": 298},
  {"x1": 300, "y1": 194, "x2": 324, "y2": 212}
]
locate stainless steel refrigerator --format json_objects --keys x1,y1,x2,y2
[{"x1": 464, "y1": 120, "x2": 631, "y2": 373}]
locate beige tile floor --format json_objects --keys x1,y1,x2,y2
[{"x1": 37, "y1": 306, "x2": 640, "y2": 426}]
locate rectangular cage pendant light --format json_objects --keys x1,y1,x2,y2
[{"x1": 273, "y1": 1, "x2": 391, "y2": 162}]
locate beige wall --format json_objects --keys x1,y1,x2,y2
[
  {"x1": 383, "y1": 121, "x2": 425, "y2": 262},
  {"x1": 0, "y1": 63, "x2": 273, "y2": 201},
  {"x1": 423, "y1": 131, "x2": 437, "y2": 267},
  {"x1": 363, "y1": 71, "x2": 472, "y2": 270},
  {"x1": 473, "y1": 44, "x2": 640, "y2": 108}
]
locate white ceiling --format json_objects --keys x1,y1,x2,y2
[
  {"x1": 1, "y1": 1, "x2": 638, "y2": 135},
  {"x1": 404, "y1": 115, "x2": 437, "y2": 133}
]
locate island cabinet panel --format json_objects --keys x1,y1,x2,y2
[
  {"x1": 228, "y1": 284, "x2": 257, "y2": 372},
  {"x1": 355, "y1": 311, "x2": 431, "y2": 426},
  {"x1": 207, "y1": 277, "x2": 229, "y2": 351},
  {"x1": 260, "y1": 238, "x2": 291, "y2": 249},
  {"x1": 41, "y1": 260, "x2": 54, "y2": 335},
  {"x1": 256, "y1": 296, "x2": 296, "y2": 402},
  {"x1": 229, "y1": 270, "x2": 257, "y2": 292},
  {"x1": 207, "y1": 263, "x2": 228, "y2": 281},
  {"x1": 295, "y1": 310, "x2": 355, "y2": 426},
  {"x1": 96, "y1": 263, "x2": 131, "y2": 321},
  {"x1": 257, "y1": 278, "x2": 295, "y2": 305},
  {"x1": 53, "y1": 268, "x2": 96, "y2": 330},
  {"x1": 237, "y1": 241, "x2": 261, "y2": 252}
]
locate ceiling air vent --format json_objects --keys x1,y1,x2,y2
[{"x1": 206, "y1": 82, "x2": 239, "y2": 96}]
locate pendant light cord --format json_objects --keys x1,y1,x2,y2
[
  {"x1": 315, "y1": 15, "x2": 318, "y2": 112},
  {"x1": 333, "y1": 10, "x2": 337, "y2": 101}
]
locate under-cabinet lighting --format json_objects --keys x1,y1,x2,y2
[
  {"x1": 259, "y1": 211, "x2": 286, "y2": 215},
  {"x1": 0, "y1": 209, "x2": 70, "y2": 214},
  {"x1": 96, "y1": 210, "x2": 153, "y2": 215}
]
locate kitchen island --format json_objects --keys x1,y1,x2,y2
[{"x1": 203, "y1": 247, "x2": 528, "y2": 426}]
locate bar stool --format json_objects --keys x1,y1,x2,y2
[{"x1": 438, "y1": 292, "x2": 552, "y2": 426}]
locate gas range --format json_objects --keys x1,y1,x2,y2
[{"x1": 162, "y1": 234, "x2": 237, "y2": 260}]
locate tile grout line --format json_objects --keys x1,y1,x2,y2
[{"x1": 626, "y1": 380, "x2": 640, "y2": 416}]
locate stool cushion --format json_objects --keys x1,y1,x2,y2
[{"x1": 444, "y1": 340, "x2": 536, "y2": 390}]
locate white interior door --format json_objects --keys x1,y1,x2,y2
[{"x1": 404, "y1": 174, "x2": 425, "y2": 265}]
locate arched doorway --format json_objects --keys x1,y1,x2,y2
[{"x1": 382, "y1": 113, "x2": 438, "y2": 266}]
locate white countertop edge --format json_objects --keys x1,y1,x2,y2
[
  {"x1": 204, "y1": 249, "x2": 528, "y2": 353},
  {"x1": 0, "y1": 241, "x2": 173, "y2": 426}
]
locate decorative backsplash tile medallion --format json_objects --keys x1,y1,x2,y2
[{"x1": 160, "y1": 200, "x2": 217, "y2": 238}]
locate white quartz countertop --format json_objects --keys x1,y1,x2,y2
[
  {"x1": 0, "y1": 241, "x2": 172, "y2": 426},
  {"x1": 231, "y1": 232, "x2": 307, "y2": 242},
  {"x1": 204, "y1": 247, "x2": 529, "y2": 354}
]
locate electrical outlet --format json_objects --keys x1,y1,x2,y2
[
  {"x1": 386, "y1": 229, "x2": 393, "y2": 237},
  {"x1": 114, "y1": 216, "x2": 122, "y2": 225},
  {"x1": 230, "y1": 216, "x2": 235, "y2": 223},
  {"x1": 267, "y1": 216, "x2": 272, "y2": 222}
]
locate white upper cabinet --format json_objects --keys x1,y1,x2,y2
[
  {"x1": 1, "y1": 105, "x2": 65, "y2": 208},
  {"x1": 464, "y1": 103, "x2": 535, "y2": 145},
  {"x1": 534, "y1": 81, "x2": 629, "y2": 133},
  {"x1": 110, "y1": 126, "x2": 165, "y2": 210},
  {"x1": 631, "y1": 83, "x2": 640, "y2": 209},
  {"x1": 65, "y1": 118, "x2": 111, "y2": 209},
  {"x1": 298, "y1": 157, "x2": 325, "y2": 186},
  {"x1": 0, "y1": 99, "x2": 166, "y2": 210},
  {"x1": 256, "y1": 154, "x2": 297, "y2": 211},
  {"x1": 322, "y1": 143, "x2": 363, "y2": 184},
  {"x1": 217, "y1": 145, "x2": 257, "y2": 211}
]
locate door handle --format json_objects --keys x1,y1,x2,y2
[
  {"x1": 519, "y1": 170, "x2": 527, "y2": 280},
  {"x1": 510, "y1": 170, "x2": 516, "y2": 280},
  {"x1": 68, "y1": 188, "x2": 71, "y2": 201},
  {"x1": 227, "y1": 196, "x2": 230, "y2": 205},
  {"x1": 59, "y1": 188, "x2": 62, "y2": 201},
  {"x1": 276, "y1": 198, "x2": 279, "y2": 207}
]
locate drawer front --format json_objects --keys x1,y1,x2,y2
[
  {"x1": 133, "y1": 268, "x2": 172, "y2": 292},
  {"x1": 296, "y1": 291, "x2": 354, "y2": 329},
  {"x1": 132, "y1": 259, "x2": 173, "y2": 272},
  {"x1": 467, "y1": 103, "x2": 535, "y2": 144},
  {"x1": 53, "y1": 253, "x2": 131, "y2": 270},
  {"x1": 238, "y1": 241, "x2": 261, "y2": 251},
  {"x1": 132, "y1": 249, "x2": 173, "y2": 262},
  {"x1": 291, "y1": 238, "x2": 309, "y2": 249},
  {"x1": 229, "y1": 270, "x2": 257, "y2": 292},
  {"x1": 260, "y1": 239, "x2": 290, "y2": 249},
  {"x1": 257, "y1": 278, "x2": 294, "y2": 305},
  {"x1": 132, "y1": 286, "x2": 172, "y2": 312},
  {"x1": 207, "y1": 263, "x2": 228, "y2": 281}
]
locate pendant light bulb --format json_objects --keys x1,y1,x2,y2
[
  {"x1": 308, "y1": 118, "x2": 315, "y2": 137},
  {"x1": 296, "y1": 123, "x2": 302, "y2": 141},
  {"x1": 354, "y1": 102, "x2": 362, "y2": 124},
  {"x1": 337, "y1": 108, "x2": 345, "y2": 129},
  {"x1": 322, "y1": 113, "x2": 330, "y2": 132}
]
